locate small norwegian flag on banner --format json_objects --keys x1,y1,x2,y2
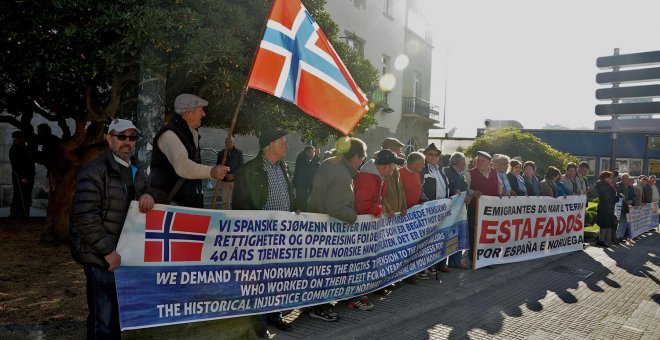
[{"x1": 143, "y1": 210, "x2": 211, "y2": 262}]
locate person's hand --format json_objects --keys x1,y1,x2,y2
[
  {"x1": 473, "y1": 191, "x2": 482, "y2": 199},
  {"x1": 138, "y1": 194, "x2": 155, "y2": 213},
  {"x1": 371, "y1": 204, "x2": 383, "y2": 217},
  {"x1": 465, "y1": 195, "x2": 472, "y2": 205},
  {"x1": 509, "y1": 190, "x2": 517, "y2": 197},
  {"x1": 225, "y1": 174, "x2": 235, "y2": 182},
  {"x1": 400, "y1": 209, "x2": 407, "y2": 217},
  {"x1": 105, "y1": 250, "x2": 121, "y2": 272},
  {"x1": 20, "y1": 178, "x2": 30, "y2": 184},
  {"x1": 211, "y1": 165, "x2": 230, "y2": 180}
]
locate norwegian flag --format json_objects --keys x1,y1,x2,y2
[
  {"x1": 143, "y1": 210, "x2": 211, "y2": 262},
  {"x1": 247, "y1": 0, "x2": 369, "y2": 135}
]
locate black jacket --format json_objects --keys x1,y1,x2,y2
[
  {"x1": 148, "y1": 115, "x2": 203, "y2": 207},
  {"x1": 421, "y1": 162, "x2": 450, "y2": 200},
  {"x1": 70, "y1": 150, "x2": 147, "y2": 269}
]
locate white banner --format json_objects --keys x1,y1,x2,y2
[
  {"x1": 473, "y1": 195, "x2": 586, "y2": 269},
  {"x1": 627, "y1": 202, "x2": 659, "y2": 238}
]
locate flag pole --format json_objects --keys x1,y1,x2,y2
[{"x1": 212, "y1": 0, "x2": 276, "y2": 209}]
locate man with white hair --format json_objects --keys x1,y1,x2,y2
[{"x1": 147, "y1": 93, "x2": 229, "y2": 207}]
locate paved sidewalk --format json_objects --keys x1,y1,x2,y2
[{"x1": 270, "y1": 230, "x2": 659, "y2": 339}]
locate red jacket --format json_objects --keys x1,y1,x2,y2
[{"x1": 354, "y1": 160, "x2": 387, "y2": 216}]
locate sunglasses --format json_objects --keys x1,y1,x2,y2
[{"x1": 111, "y1": 134, "x2": 138, "y2": 141}]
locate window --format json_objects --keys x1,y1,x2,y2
[
  {"x1": 381, "y1": 54, "x2": 390, "y2": 75},
  {"x1": 345, "y1": 32, "x2": 365, "y2": 56},
  {"x1": 384, "y1": 0, "x2": 393, "y2": 17},
  {"x1": 599, "y1": 157, "x2": 643, "y2": 176},
  {"x1": 413, "y1": 71, "x2": 422, "y2": 98}
]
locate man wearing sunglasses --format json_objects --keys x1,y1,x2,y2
[
  {"x1": 70, "y1": 119, "x2": 154, "y2": 338},
  {"x1": 148, "y1": 93, "x2": 230, "y2": 208}
]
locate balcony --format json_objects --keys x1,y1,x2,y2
[{"x1": 402, "y1": 97, "x2": 440, "y2": 122}]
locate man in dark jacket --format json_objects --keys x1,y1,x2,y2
[
  {"x1": 148, "y1": 93, "x2": 229, "y2": 207},
  {"x1": 232, "y1": 129, "x2": 294, "y2": 335},
  {"x1": 70, "y1": 119, "x2": 154, "y2": 339},
  {"x1": 292, "y1": 145, "x2": 319, "y2": 211},
  {"x1": 9, "y1": 130, "x2": 35, "y2": 218},
  {"x1": 216, "y1": 135, "x2": 243, "y2": 209}
]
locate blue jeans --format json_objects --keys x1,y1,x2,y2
[
  {"x1": 616, "y1": 214, "x2": 629, "y2": 240},
  {"x1": 83, "y1": 264, "x2": 120, "y2": 340}
]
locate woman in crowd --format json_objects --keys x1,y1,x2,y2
[
  {"x1": 595, "y1": 171, "x2": 619, "y2": 247},
  {"x1": 562, "y1": 162, "x2": 584, "y2": 195},
  {"x1": 555, "y1": 173, "x2": 570, "y2": 197},
  {"x1": 492, "y1": 154, "x2": 515, "y2": 196},
  {"x1": 523, "y1": 161, "x2": 540, "y2": 196},
  {"x1": 539, "y1": 166, "x2": 560, "y2": 197},
  {"x1": 507, "y1": 159, "x2": 527, "y2": 196}
]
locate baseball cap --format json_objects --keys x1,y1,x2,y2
[
  {"x1": 108, "y1": 119, "x2": 140, "y2": 133},
  {"x1": 374, "y1": 149, "x2": 405, "y2": 166},
  {"x1": 174, "y1": 94, "x2": 208, "y2": 114}
]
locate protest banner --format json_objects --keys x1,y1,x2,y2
[
  {"x1": 473, "y1": 195, "x2": 586, "y2": 269},
  {"x1": 626, "y1": 202, "x2": 659, "y2": 238},
  {"x1": 114, "y1": 194, "x2": 468, "y2": 330}
]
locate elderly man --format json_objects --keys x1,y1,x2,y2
[
  {"x1": 465, "y1": 151, "x2": 499, "y2": 265},
  {"x1": 9, "y1": 130, "x2": 35, "y2": 218},
  {"x1": 353, "y1": 149, "x2": 405, "y2": 306},
  {"x1": 308, "y1": 138, "x2": 366, "y2": 224},
  {"x1": 306, "y1": 137, "x2": 366, "y2": 322},
  {"x1": 443, "y1": 152, "x2": 472, "y2": 270},
  {"x1": 421, "y1": 143, "x2": 450, "y2": 201},
  {"x1": 232, "y1": 129, "x2": 294, "y2": 334},
  {"x1": 70, "y1": 119, "x2": 154, "y2": 339},
  {"x1": 380, "y1": 137, "x2": 407, "y2": 215},
  {"x1": 399, "y1": 152, "x2": 427, "y2": 209},
  {"x1": 216, "y1": 135, "x2": 243, "y2": 210},
  {"x1": 615, "y1": 173, "x2": 636, "y2": 242},
  {"x1": 148, "y1": 94, "x2": 229, "y2": 207},
  {"x1": 492, "y1": 154, "x2": 515, "y2": 197}
]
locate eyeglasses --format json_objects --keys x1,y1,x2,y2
[
  {"x1": 110, "y1": 134, "x2": 138, "y2": 141},
  {"x1": 427, "y1": 153, "x2": 440, "y2": 157}
]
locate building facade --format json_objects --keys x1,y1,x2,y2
[{"x1": 324, "y1": 0, "x2": 439, "y2": 154}]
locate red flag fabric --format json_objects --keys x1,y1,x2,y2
[{"x1": 248, "y1": 0, "x2": 369, "y2": 135}]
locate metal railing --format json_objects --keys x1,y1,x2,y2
[{"x1": 402, "y1": 97, "x2": 440, "y2": 121}]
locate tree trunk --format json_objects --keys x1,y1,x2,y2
[{"x1": 41, "y1": 165, "x2": 81, "y2": 242}]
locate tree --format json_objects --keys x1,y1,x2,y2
[
  {"x1": 465, "y1": 128, "x2": 579, "y2": 176},
  {"x1": 0, "y1": 0, "x2": 378, "y2": 241}
]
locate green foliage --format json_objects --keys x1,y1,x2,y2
[
  {"x1": 0, "y1": 0, "x2": 378, "y2": 144},
  {"x1": 585, "y1": 210, "x2": 597, "y2": 226},
  {"x1": 465, "y1": 128, "x2": 579, "y2": 176}
]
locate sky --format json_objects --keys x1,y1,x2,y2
[{"x1": 420, "y1": 0, "x2": 660, "y2": 137}]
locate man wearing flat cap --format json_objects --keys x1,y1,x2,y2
[
  {"x1": 381, "y1": 137, "x2": 407, "y2": 215},
  {"x1": 232, "y1": 128, "x2": 295, "y2": 334},
  {"x1": 421, "y1": 143, "x2": 450, "y2": 202},
  {"x1": 147, "y1": 93, "x2": 230, "y2": 208}
]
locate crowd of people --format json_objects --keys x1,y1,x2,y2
[{"x1": 10, "y1": 92, "x2": 653, "y2": 338}]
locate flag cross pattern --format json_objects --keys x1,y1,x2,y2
[
  {"x1": 144, "y1": 211, "x2": 208, "y2": 262},
  {"x1": 248, "y1": 0, "x2": 369, "y2": 135}
]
